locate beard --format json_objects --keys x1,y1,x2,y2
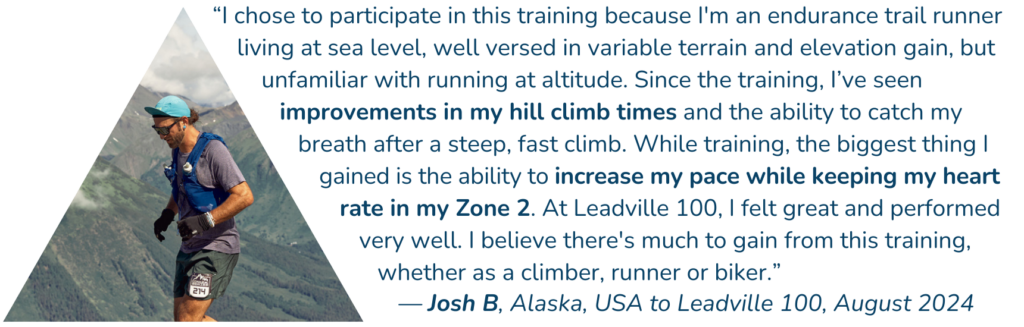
[{"x1": 165, "y1": 131, "x2": 185, "y2": 149}]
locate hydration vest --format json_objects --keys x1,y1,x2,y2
[{"x1": 164, "y1": 132, "x2": 230, "y2": 213}]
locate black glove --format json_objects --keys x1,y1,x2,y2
[
  {"x1": 178, "y1": 213, "x2": 214, "y2": 241},
  {"x1": 154, "y1": 209, "x2": 175, "y2": 242}
]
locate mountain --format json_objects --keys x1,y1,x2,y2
[
  {"x1": 102, "y1": 86, "x2": 248, "y2": 183},
  {"x1": 198, "y1": 101, "x2": 250, "y2": 140},
  {"x1": 225, "y1": 127, "x2": 316, "y2": 245},
  {"x1": 7, "y1": 158, "x2": 359, "y2": 321},
  {"x1": 99, "y1": 85, "x2": 163, "y2": 176},
  {"x1": 101, "y1": 85, "x2": 210, "y2": 179}
]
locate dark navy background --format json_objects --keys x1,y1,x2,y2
[{"x1": 39, "y1": 1, "x2": 1007, "y2": 325}]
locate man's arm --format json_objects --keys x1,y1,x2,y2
[
  {"x1": 207, "y1": 181, "x2": 253, "y2": 225},
  {"x1": 165, "y1": 196, "x2": 178, "y2": 214}
]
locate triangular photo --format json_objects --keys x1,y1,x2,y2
[{"x1": 5, "y1": 10, "x2": 360, "y2": 322}]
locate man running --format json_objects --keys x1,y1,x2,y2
[{"x1": 148, "y1": 95, "x2": 254, "y2": 322}]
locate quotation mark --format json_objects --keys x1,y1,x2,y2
[
  {"x1": 770, "y1": 262, "x2": 782, "y2": 280},
  {"x1": 213, "y1": 6, "x2": 222, "y2": 13}
]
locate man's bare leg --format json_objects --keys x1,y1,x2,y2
[{"x1": 174, "y1": 295, "x2": 214, "y2": 323}]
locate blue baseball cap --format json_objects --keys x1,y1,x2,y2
[{"x1": 145, "y1": 96, "x2": 190, "y2": 117}]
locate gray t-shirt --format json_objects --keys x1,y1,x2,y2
[{"x1": 175, "y1": 139, "x2": 245, "y2": 254}]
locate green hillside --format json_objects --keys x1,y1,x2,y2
[
  {"x1": 227, "y1": 127, "x2": 315, "y2": 246},
  {"x1": 7, "y1": 157, "x2": 359, "y2": 321}
]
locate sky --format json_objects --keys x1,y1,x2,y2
[{"x1": 139, "y1": 10, "x2": 235, "y2": 107}]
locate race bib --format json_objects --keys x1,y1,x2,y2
[{"x1": 188, "y1": 273, "x2": 213, "y2": 299}]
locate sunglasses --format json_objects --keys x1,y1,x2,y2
[{"x1": 151, "y1": 122, "x2": 181, "y2": 135}]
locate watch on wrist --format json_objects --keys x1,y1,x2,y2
[{"x1": 204, "y1": 212, "x2": 215, "y2": 228}]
